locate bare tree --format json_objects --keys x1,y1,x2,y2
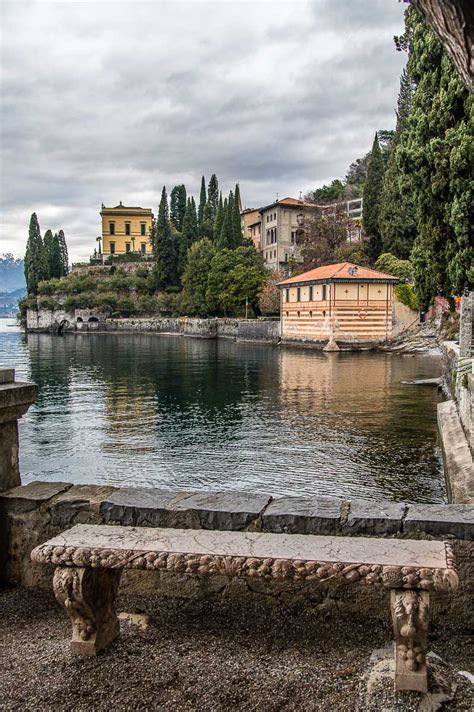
[{"x1": 298, "y1": 202, "x2": 355, "y2": 270}]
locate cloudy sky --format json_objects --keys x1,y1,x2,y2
[{"x1": 1, "y1": 0, "x2": 407, "y2": 262}]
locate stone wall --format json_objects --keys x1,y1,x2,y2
[
  {"x1": 1, "y1": 481, "x2": 472, "y2": 626},
  {"x1": 71, "y1": 263, "x2": 153, "y2": 277},
  {"x1": 25, "y1": 310, "x2": 281, "y2": 343}
]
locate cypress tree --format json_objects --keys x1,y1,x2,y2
[
  {"x1": 170, "y1": 185, "x2": 187, "y2": 231},
  {"x1": 50, "y1": 233, "x2": 63, "y2": 278},
  {"x1": 363, "y1": 132, "x2": 385, "y2": 262},
  {"x1": 207, "y1": 174, "x2": 219, "y2": 223},
  {"x1": 178, "y1": 198, "x2": 199, "y2": 276},
  {"x1": 400, "y1": 7, "x2": 473, "y2": 306},
  {"x1": 232, "y1": 183, "x2": 243, "y2": 246},
  {"x1": 153, "y1": 186, "x2": 179, "y2": 288},
  {"x1": 57, "y1": 229, "x2": 69, "y2": 276},
  {"x1": 214, "y1": 192, "x2": 224, "y2": 242},
  {"x1": 43, "y1": 229, "x2": 54, "y2": 278},
  {"x1": 379, "y1": 68, "x2": 417, "y2": 258},
  {"x1": 198, "y1": 176, "x2": 207, "y2": 234},
  {"x1": 218, "y1": 197, "x2": 234, "y2": 249},
  {"x1": 24, "y1": 212, "x2": 47, "y2": 294}
]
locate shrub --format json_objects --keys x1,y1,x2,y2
[
  {"x1": 135, "y1": 266, "x2": 150, "y2": 279},
  {"x1": 137, "y1": 294, "x2": 158, "y2": 313},
  {"x1": 64, "y1": 291, "x2": 97, "y2": 310},
  {"x1": 116, "y1": 296, "x2": 136, "y2": 316},
  {"x1": 17, "y1": 296, "x2": 38, "y2": 325},
  {"x1": 38, "y1": 296, "x2": 57, "y2": 310},
  {"x1": 108, "y1": 274, "x2": 134, "y2": 291},
  {"x1": 37, "y1": 278, "x2": 62, "y2": 295},
  {"x1": 375, "y1": 253, "x2": 413, "y2": 282},
  {"x1": 63, "y1": 276, "x2": 96, "y2": 294},
  {"x1": 395, "y1": 283, "x2": 418, "y2": 311},
  {"x1": 95, "y1": 292, "x2": 118, "y2": 312}
]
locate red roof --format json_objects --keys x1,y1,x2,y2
[{"x1": 278, "y1": 262, "x2": 398, "y2": 286}]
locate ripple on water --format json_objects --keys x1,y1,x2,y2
[{"x1": 0, "y1": 320, "x2": 445, "y2": 502}]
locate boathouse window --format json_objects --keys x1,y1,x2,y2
[
  {"x1": 309, "y1": 286, "x2": 313, "y2": 301},
  {"x1": 297, "y1": 287, "x2": 301, "y2": 301},
  {"x1": 309, "y1": 310, "x2": 312, "y2": 317},
  {"x1": 125, "y1": 242, "x2": 131, "y2": 253},
  {"x1": 125, "y1": 223, "x2": 131, "y2": 235},
  {"x1": 285, "y1": 289, "x2": 289, "y2": 302},
  {"x1": 110, "y1": 242, "x2": 115, "y2": 254},
  {"x1": 140, "y1": 223, "x2": 146, "y2": 236},
  {"x1": 322, "y1": 285, "x2": 327, "y2": 301},
  {"x1": 109, "y1": 222, "x2": 115, "y2": 235},
  {"x1": 297, "y1": 311, "x2": 300, "y2": 317},
  {"x1": 286, "y1": 311, "x2": 289, "y2": 317}
]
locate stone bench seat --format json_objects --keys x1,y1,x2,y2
[{"x1": 31, "y1": 524, "x2": 459, "y2": 692}]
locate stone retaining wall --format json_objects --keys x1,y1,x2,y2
[
  {"x1": 25, "y1": 310, "x2": 281, "y2": 343},
  {"x1": 1, "y1": 481, "x2": 472, "y2": 626}
]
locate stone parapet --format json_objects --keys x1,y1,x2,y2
[
  {"x1": 1, "y1": 482, "x2": 473, "y2": 626},
  {"x1": 0, "y1": 370, "x2": 37, "y2": 492}
]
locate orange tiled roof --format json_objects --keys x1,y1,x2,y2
[{"x1": 278, "y1": 262, "x2": 399, "y2": 285}]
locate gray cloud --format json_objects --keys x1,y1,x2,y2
[{"x1": 0, "y1": 0, "x2": 406, "y2": 262}]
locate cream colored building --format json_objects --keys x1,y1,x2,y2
[
  {"x1": 100, "y1": 203, "x2": 154, "y2": 258},
  {"x1": 278, "y1": 262, "x2": 398, "y2": 345}
]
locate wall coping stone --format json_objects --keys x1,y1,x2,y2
[
  {"x1": 2, "y1": 481, "x2": 474, "y2": 540},
  {"x1": 261, "y1": 495, "x2": 346, "y2": 535},
  {"x1": 343, "y1": 500, "x2": 407, "y2": 535},
  {"x1": 0, "y1": 382, "x2": 38, "y2": 424},
  {"x1": 0, "y1": 369, "x2": 15, "y2": 384},
  {"x1": 404, "y1": 504, "x2": 474, "y2": 540},
  {"x1": 0, "y1": 480, "x2": 72, "y2": 512}
]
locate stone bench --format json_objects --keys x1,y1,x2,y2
[{"x1": 31, "y1": 524, "x2": 459, "y2": 693}]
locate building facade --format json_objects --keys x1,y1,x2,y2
[
  {"x1": 241, "y1": 196, "x2": 363, "y2": 271},
  {"x1": 278, "y1": 262, "x2": 398, "y2": 344},
  {"x1": 100, "y1": 203, "x2": 154, "y2": 259}
]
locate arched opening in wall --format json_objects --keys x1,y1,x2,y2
[
  {"x1": 76, "y1": 317, "x2": 83, "y2": 323},
  {"x1": 57, "y1": 319, "x2": 69, "y2": 335},
  {"x1": 88, "y1": 316, "x2": 99, "y2": 330}
]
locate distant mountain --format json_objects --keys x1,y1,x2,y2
[
  {"x1": 0, "y1": 285, "x2": 26, "y2": 318},
  {"x1": 0, "y1": 254, "x2": 25, "y2": 292}
]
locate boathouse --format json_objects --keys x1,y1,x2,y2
[{"x1": 278, "y1": 262, "x2": 399, "y2": 346}]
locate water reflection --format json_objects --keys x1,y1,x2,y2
[{"x1": 0, "y1": 321, "x2": 445, "y2": 502}]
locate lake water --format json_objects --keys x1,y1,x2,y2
[{"x1": 0, "y1": 318, "x2": 445, "y2": 503}]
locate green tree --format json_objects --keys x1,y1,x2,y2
[
  {"x1": 398, "y1": 7, "x2": 473, "y2": 307},
  {"x1": 217, "y1": 197, "x2": 233, "y2": 248},
  {"x1": 50, "y1": 233, "x2": 63, "y2": 278},
  {"x1": 379, "y1": 68, "x2": 417, "y2": 258},
  {"x1": 57, "y1": 229, "x2": 69, "y2": 275},
  {"x1": 363, "y1": 132, "x2": 385, "y2": 262},
  {"x1": 153, "y1": 186, "x2": 179, "y2": 288},
  {"x1": 214, "y1": 192, "x2": 224, "y2": 241},
  {"x1": 43, "y1": 229, "x2": 54, "y2": 278},
  {"x1": 206, "y1": 245, "x2": 266, "y2": 316},
  {"x1": 181, "y1": 238, "x2": 218, "y2": 316},
  {"x1": 24, "y1": 213, "x2": 47, "y2": 294},
  {"x1": 198, "y1": 176, "x2": 207, "y2": 235},
  {"x1": 170, "y1": 185, "x2": 187, "y2": 231},
  {"x1": 232, "y1": 184, "x2": 243, "y2": 246},
  {"x1": 178, "y1": 198, "x2": 199, "y2": 276},
  {"x1": 310, "y1": 179, "x2": 345, "y2": 203},
  {"x1": 207, "y1": 174, "x2": 219, "y2": 223}
]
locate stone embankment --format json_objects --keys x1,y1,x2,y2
[{"x1": 380, "y1": 317, "x2": 442, "y2": 354}]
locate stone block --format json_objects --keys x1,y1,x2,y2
[
  {"x1": 170, "y1": 490, "x2": 271, "y2": 531},
  {"x1": 343, "y1": 499, "x2": 406, "y2": 535},
  {"x1": 404, "y1": 504, "x2": 474, "y2": 540},
  {"x1": 0, "y1": 368, "x2": 14, "y2": 384},
  {"x1": 100, "y1": 487, "x2": 188, "y2": 527},
  {"x1": 0, "y1": 480, "x2": 72, "y2": 513},
  {"x1": 48, "y1": 484, "x2": 117, "y2": 527},
  {"x1": 262, "y1": 495, "x2": 344, "y2": 534},
  {"x1": 0, "y1": 381, "x2": 38, "y2": 423}
]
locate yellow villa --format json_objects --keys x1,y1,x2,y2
[
  {"x1": 278, "y1": 262, "x2": 399, "y2": 345},
  {"x1": 100, "y1": 202, "x2": 154, "y2": 258}
]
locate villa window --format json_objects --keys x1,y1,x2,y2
[
  {"x1": 110, "y1": 242, "x2": 115, "y2": 254},
  {"x1": 125, "y1": 242, "x2": 131, "y2": 253},
  {"x1": 140, "y1": 223, "x2": 146, "y2": 236},
  {"x1": 109, "y1": 222, "x2": 115, "y2": 235},
  {"x1": 125, "y1": 223, "x2": 131, "y2": 236},
  {"x1": 291, "y1": 231, "x2": 296, "y2": 244},
  {"x1": 140, "y1": 243, "x2": 146, "y2": 255}
]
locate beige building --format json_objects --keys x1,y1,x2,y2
[
  {"x1": 100, "y1": 203, "x2": 154, "y2": 259},
  {"x1": 278, "y1": 262, "x2": 398, "y2": 345}
]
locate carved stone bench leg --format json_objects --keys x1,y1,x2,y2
[
  {"x1": 391, "y1": 589, "x2": 430, "y2": 693},
  {"x1": 53, "y1": 566, "x2": 122, "y2": 655}
]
